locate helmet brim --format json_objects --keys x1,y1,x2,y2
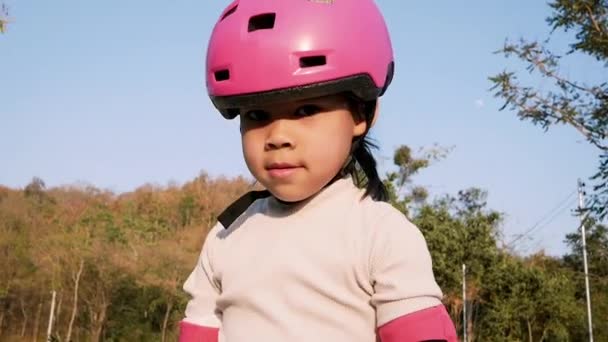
[{"x1": 210, "y1": 73, "x2": 383, "y2": 120}]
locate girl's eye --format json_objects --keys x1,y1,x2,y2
[
  {"x1": 294, "y1": 105, "x2": 321, "y2": 117},
  {"x1": 243, "y1": 109, "x2": 270, "y2": 122}
]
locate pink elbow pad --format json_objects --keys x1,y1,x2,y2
[
  {"x1": 378, "y1": 305, "x2": 458, "y2": 342},
  {"x1": 179, "y1": 321, "x2": 219, "y2": 342}
]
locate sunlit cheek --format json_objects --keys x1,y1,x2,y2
[
  {"x1": 241, "y1": 134, "x2": 261, "y2": 173},
  {"x1": 313, "y1": 131, "x2": 352, "y2": 172}
]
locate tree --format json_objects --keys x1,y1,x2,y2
[
  {"x1": 413, "y1": 189, "x2": 503, "y2": 340},
  {"x1": 475, "y1": 253, "x2": 583, "y2": 341},
  {"x1": 490, "y1": 0, "x2": 608, "y2": 218},
  {"x1": 136, "y1": 233, "x2": 193, "y2": 342},
  {"x1": 382, "y1": 144, "x2": 600, "y2": 340},
  {"x1": 564, "y1": 222, "x2": 608, "y2": 277},
  {"x1": 0, "y1": 3, "x2": 8, "y2": 33},
  {"x1": 384, "y1": 144, "x2": 451, "y2": 216}
]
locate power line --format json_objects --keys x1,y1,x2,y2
[
  {"x1": 507, "y1": 189, "x2": 577, "y2": 248},
  {"x1": 514, "y1": 199, "x2": 577, "y2": 252},
  {"x1": 517, "y1": 197, "x2": 578, "y2": 253}
]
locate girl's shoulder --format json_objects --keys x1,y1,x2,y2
[
  {"x1": 353, "y1": 193, "x2": 425, "y2": 242},
  {"x1": 356, "y1": 192, "x2": 411, "y2": 224}
]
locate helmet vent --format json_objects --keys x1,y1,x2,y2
[
  {"x1": 248, "y1": 13, "x2": 276, "y2": 32},
  {"x1": 221, "y1": 4, "x2": 238, "y2": 21},
  {"x1": 214, "y1": 69, "x2": 230, "y2": 82},
  {"x1": 299, "y1": 55, "x2": 327, "y2": 68}
]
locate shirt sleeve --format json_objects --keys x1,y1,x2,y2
[
  {"x1": 369, "y1": 206, "x2": 444, "y2": 327},
  {"x1": 181, "y1": 223, "x2": 223, "y2": 329}
]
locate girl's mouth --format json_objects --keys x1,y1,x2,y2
[{"x1": 266, "y1": 163, "x2": 302, "y2": 178}]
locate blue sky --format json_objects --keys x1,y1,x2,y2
[{"x1": 1, "y1": 1, "x2": 604, "y2": 256}]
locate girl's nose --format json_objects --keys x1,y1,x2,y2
[{"x1": 264, "y1": 119, "x2": 295, "y2": 151}]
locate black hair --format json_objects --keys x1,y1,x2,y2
[{"x1": 345, "y1": 97, "x2": 388, "y2": 202}]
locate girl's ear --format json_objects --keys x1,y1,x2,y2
[
  {"x1": 352, "y1": 100, "x2": 380, "y2": 137},
  {"x1": 353, "y1": 116, "x2": 367, "y2": 137},
  {"x1": 370, "y1": 100, "x2": 380, "y2": 128}
]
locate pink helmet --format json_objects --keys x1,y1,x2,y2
[{"x1": 206, "y1": 0, "x2": 394, "y2": 119}]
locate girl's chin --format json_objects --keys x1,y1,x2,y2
[{"x1": 264, "y1": 183, "x2": 319, "y2": 203}]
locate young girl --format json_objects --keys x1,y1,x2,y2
[{"x1": 180, "y1": 0, "x2": 457, "y2": 341}]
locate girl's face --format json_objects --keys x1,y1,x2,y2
[{"x1": 240, "y1": 94, "x2": 367, "y2": 202}]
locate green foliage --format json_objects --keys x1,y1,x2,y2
[
  {"x1": 475, "y1": 254, "x2": 583, "y2": 341},
  {"x1": 104, "y1": 278, "x2": 168, "y2": 341},
  {"x1": 548, "y1": 0, "x2": 608, "y2": 61},
  {"x1": 563, "y1": 221, "x2": 608, "y2": 340},
  {"x1": 178, "y1": 195, "x2": 196, "y2": 227},
  {"x1": 564, "y1": 222, "x2": 608, "y2": 276}
]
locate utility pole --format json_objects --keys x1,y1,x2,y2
[
  {"x1": 578, "y1": 179, "x2": 594, "y2": 342},
  {"x1": 462, "y1": 264, "x2": 467, "y2": 342}
]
